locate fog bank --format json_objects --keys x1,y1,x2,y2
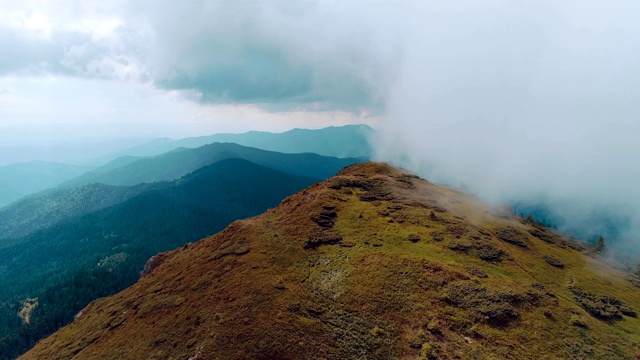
[{"x1": 372, "y1": 1, "x2": 640, "y2": 256}]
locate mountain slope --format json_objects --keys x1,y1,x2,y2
[
  {"x1": 0, "y1": 159, "x2": 318, "y2": 359},
  {"x1": 0, "y1": 183, "x2": 156, "y2": 248},
  {"x1": 62, "y1": 142, "x2": 360, "y2": 188},
  {"x1": 24, "y1": 163, "x2": 640, "y2": 359},
  {"x1": 98, "y1": 124, "x2": 374, "y2": 161},
  {"x1": 177, "y1": 124, "x2": 374, "y2": 158},
  {"x1": 0, "y1": 161, "x2": 90, "y2": 208}
]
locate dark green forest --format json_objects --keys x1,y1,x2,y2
[
  {"x1": 0, "y1": 182, "x2": 159, "y2": 247},
  {"x1": 0, "y1": 158, "x2": 317, "y2": 359}
]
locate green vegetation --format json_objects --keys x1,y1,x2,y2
[
  {"x1": 0, "y1": 182, "x2": 157, "y2": 248},
  {"x1": 570, "y1": 287, "x2": 636, "y2": 320},
  {"x1": 495, "y1": 226, "x2": 529, "y2": 248},
  {"x1": 594, "y1": 236, "x2": 607, "y2": 254},
  {"x1": 0, "y1": 158, "x2": 317, "y2": 359},
  {"x1": 21, "y1": 163, "x2": 640, "y2": 360},
  {"x1": 543, "y1": 255, "x2": 565, "y2": 268},
  {"x1": 443, "y1": 281, "x2": 523, "y2": 326}
]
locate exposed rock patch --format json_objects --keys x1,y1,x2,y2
[
  {"x1": 543, "y1": 255, "x2": 564, "y2": 268},
  {"x1": 495, "y1": 227, "x2": 529, "y2": 248},
  {"x1": 570, "y1": 287, "x2": 636, "y2": 320},
  {"x1": 464, "y1": 265, "x2": 488, "y2": 278},
  {"x1": 430, "y1": 231, "x2": 444, "y2": 242},
  {"x1": 529, "y1": 229, "x2": 559, "y2": 245},
  {"x1": 140, "y1": 251, "x2": 172, "y2": 278},
  {"x1": 305, "y1": 230, "x2": 343, "y2": 249},
  {"x1": 443, "y1": 281, "x2": 520, "y2": 326},
  {"x1": 448, "y1": 240, "x2": 472, "y2": 252},
  {"x1": 446, "y1": 223, "x2": 469, "y2": 238},
  {"x1": 311, "y1": 205, "x2": 338, "y2": 228},
  {"x1": 18, "y1": 298, "x2": 38, "y2": 325},
  {"x1": 475, "y1": 243, "x2": 505, "y2": 261}
]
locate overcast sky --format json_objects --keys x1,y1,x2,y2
[
  {"x1": 0, "y1": 0, "x2": 389, "y2": 146},
  {"x1": 2, "y1": 1, "x2": 640, "y2": 252},
  {"x1": 368, "y1": 0, "x2": 640, "y2": 253}
]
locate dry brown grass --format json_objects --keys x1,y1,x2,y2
[{"x1": 21, "y1": 162, "x2": 640, "y2": 360}]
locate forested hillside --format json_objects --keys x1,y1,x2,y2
[
  {"x1": 0, "y1": 183, "x2": 159, "y2": 248},
  {"x1": 0, "y1": 159, "x2": 317, "y2": 359}
]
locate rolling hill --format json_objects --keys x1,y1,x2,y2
[
  {"x1": 62, "y1": 142, "x2": 361, "y2": 189},
  {"x1": 22, "y1": 163, "x2": 640, "y2": 359},
  {"x1": 0, "y1": 159, "x2": 318, "y2": 359}
]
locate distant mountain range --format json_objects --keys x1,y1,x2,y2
[
  {"x1": 0, "y1": 158, "x2": 319, "y2": 358},
  {"x1": 96, "y1": 124, "x2": 374, "y2": 162},
  {"x1": 62, "y1": 142, "x2": 361, "y2": 188},
  {"x1": 0, "y1": 125, "x2": 373, "y2": 209},
  {"x1": 0, "y1": 142, "x2": 361, "y2": 249}
]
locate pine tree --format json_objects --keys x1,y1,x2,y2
[{"x1": 594, "y1": 236, "x2": 607, "y2": 254}]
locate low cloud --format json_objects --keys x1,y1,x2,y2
[
  {"x1": 0, "y1": 0, "x2": 396, "y2": 112},
  {"x1": 131, "y1": 0, "x2": 397, "y2": 110},
  {"x1": 373, "y1": 1, "x2": 640, "y2": 257}
]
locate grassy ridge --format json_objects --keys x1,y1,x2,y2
[{"x1": 22, "y1": 163, "x2": 640, "y2": 359}]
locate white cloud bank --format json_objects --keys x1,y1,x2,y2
[{"x1": 372, "y1": 1, "x2": 640, "y2": 255}]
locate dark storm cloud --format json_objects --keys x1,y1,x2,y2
[
  {"x1": 0, "y1": 1, "x2": 394, "y2": 111},
  {"x1": 134, "y1": 1, "x2": 393, "y2": 110},
  {"x1": 154, "y1": 41, "x2": 376, "y2": 110}
]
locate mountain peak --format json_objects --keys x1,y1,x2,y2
[
  {"x1": 22, "y1": 162, "x2": 640, "y2": 359},
  {"x1": 337, "y1": 161, "x2": 396, "y2": 176}
]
